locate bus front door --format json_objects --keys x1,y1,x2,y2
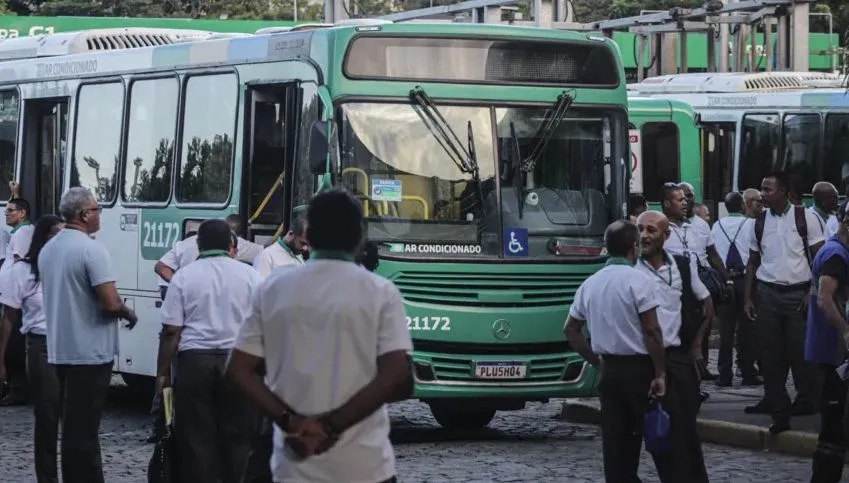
[{"x1": 20, "y1": 98, "x2": 69, "y2": 219}]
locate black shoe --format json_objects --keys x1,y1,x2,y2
[
  {"x1": 769, "y1": 419, "x2": 791, "y2": 434},
  {"x1": 0, "y1": 391, "x2": 27, "y2": 406},
  {"x1": 790, "y1": 401, "x2": 818, "y2": 416},
  {"x1": 716, "y1": 377, "x2": 733, "y2": 387},
  {"x1": 740, "y1": 376, "x2": 763, "y2": 387},
  {"x1": 745, "y1": 400, "x2": 769, "y2": 414},
  {"x1": 702, "y1": 371, "x2": 719, "y2": 381}
]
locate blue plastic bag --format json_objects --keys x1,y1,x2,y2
[{"x1": 644, "y1": 401, "x2": 671, "y2": 454}]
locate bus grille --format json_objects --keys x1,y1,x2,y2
[
  {"x1": 392, "y1": 271, "x2": 585, "y2": 308},
  {"x1": 413, "y1": 341, "x2": 579, "y2": 383}
]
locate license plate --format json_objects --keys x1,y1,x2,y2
[{"x1": 474, "y1": 361, "x2": 527, "y2": 379}]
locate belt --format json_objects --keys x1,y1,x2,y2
[
  {"x1": 25, "y1": 333, "x2": 46, "y2": 339},
  {"x1": 758, "y1": 280, "x2": 810, "y2": 292}
]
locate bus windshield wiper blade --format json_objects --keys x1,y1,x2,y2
[
  {"x1": 509, "y1": 121, "x2": 524, "y2": 220},
  {"x1": 521, "y1": 92, "x2": 574, "y2": 173},
  {"x1": 409, "y1": 87, "x2": 475, "y2": 175},
  {"x1": 466, "y1": 120, "x2": 486, "y2": 217}
]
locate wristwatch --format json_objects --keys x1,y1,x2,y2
[
  {"x1": 275, "y1": 411, "x2": 292, "y2": 432},
  {"x1": 319, "y1": 415, "x2": 342, "y2": 438}
]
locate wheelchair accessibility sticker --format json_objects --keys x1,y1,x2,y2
[{"x1": 503, "y1": 228, "x2": 528, "y2": 257}]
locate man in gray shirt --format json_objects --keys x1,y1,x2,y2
[{"x1": 39, "y1": 187, "x2": 137, "y2": 483}]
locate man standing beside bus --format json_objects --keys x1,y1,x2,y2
[
  {"x1": 564, "y1": 220, "x2": 682, "y2": 482},
  {"x1": 743, "y1": 172, "x2": 824, "y2": 433},
  {"x1": 809, "y1": 182, "x2": 839, "y2": 239},
  {"x1": 39, "y1": 187, "x2": 138, "y2": 483}
]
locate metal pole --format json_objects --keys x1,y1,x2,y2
[
  {"x1": 748, "y1": 22, "x2": 756, "y2": 71},
  {"x1": 680, "y1": 30, "x2": 688, "y2": 73},
  {"x1": 534, "y1": 0, "x2": 542, "y2": 27},
  {"x1": 764, "y1": 19, "x2": 772, "y2": 71},
  {"x1": 294, "y1": 0, "x2": 298, "y2": 22},
  {"x1": 637, "y1": 34, "x2": 646, "y2": 81},
  {"x1": 707, "y1": 28, "x2": 716, "y2": 72},
  {"x1": 718, "y1": 0, "x2": 730, "y2": 72}
]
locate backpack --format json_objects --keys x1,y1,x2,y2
[
  {"x1": 673, "y1": 254, "x2": 702, "y2": 348},
  {"x1": 718, "y1": 219, "x2": 746, "y2": 276},
  {"x1": 754, "y1": 205, "x2": 810, "y2": 266}
]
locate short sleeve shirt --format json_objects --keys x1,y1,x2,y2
[
  {"x1": 0, "y1": 224, "x2": 34, "y2": 279},
  {"x1": 750, "y1": 205, "x2": 825, "y2": 284},
  {"x1": 0, "y1": 261, "x2": 46, "y2": 336},
  {"x1": 234, "y1": 258, "x2": 411, "y2": 483},
  {"x1": 39, "y1": 229, "x2": 118, "y2": 365},
  {"x1": 252, "y1": 242, "x2": 303, "y2": 279},
  {"x1": 567, "y1": 264, "x2": 659, "y2": 355}
]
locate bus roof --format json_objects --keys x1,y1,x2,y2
[
  {"x1": 631, "y1": 71, "x2": 844, "y2": 94},
  {"x1": 0, "y1": 22, "x2": 619, "y2": 85}
]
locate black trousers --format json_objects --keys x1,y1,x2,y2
[
  {"x1": 54, "y1": 362, "x2": 113, "y2": 483},
  {"x1": 811, "y1": 364, "x2": 847, "y2": 483},
  {"x1": 667, "y1": 349, "x2": 708, "y2": 482},
  {"x1": 175, "y1": 349, "x2": 257, "y2": 483},
  {"x1": 756, "y1": 282, "x2": 821, "y2": 421},
  {"x1": 598, "y1": 354, "x2": 689, "y2": 483},
  {"x1": 5, "y1": 311, "x2": 29, "y2": 397},
  {"x1": 26, "y1": 334, "x2": 61, "y2": 483},
  {"x1": 718, "y1": 278, "x2": 757, "y2": 380},
  {"x1": 241, "y1": 416, "x2": 273, "y2": 483}
]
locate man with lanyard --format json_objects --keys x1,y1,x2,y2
[
  {"x1": 635, "y1": 210, "x2": 713, "y2": 482},
  {"x1": 0, "y1": 185, "x2": 34, "y2": 407},
  {"x1": 564, "y1": 220, "x2": 682, "y2": 482},
  {"x1": 809, "y1": 182, "x2": 839, "y2": 239},
  {"x1": 806, "y1": 200, "x2": 849, "y2": 482},
  {"x1": 743, "y1": 172, "x2": 824, "y2": 433},
  {"x1": 252, "y1": 216, "x2": 308, "y2": 279},
  {"x1": 661, "y1": 183, "x2": 728, "y2": 382},
  {"x1": 711, "y1": 191, "x2": 760, "y2": 387},
  {"x1": 156, "y1": 219, "x2": 261, "y2": 483}
]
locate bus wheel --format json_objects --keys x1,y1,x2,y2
[{"x1": 429, "y1": 405, "x2": 496, "y2": 430}]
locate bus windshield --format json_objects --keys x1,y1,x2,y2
[{"x1": 337, "y1": 102, "x2": 616, "y2": 258}]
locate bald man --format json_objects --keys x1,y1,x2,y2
[
  {"x1": 743, "y1": 189, "x2": 763, "y2": 219},
  {"x1": 636, "y1": 211, "x2": 712, "y2": 482},
  {"x1": 564, "y1": 220, "x2": 678, "y2": 482},
  {"x1": 810, "y1": 182, "x2": 839, "y2": 238}
]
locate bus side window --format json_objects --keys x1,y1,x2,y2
[
  {"x1": 177, "y1": 73, "x2": 238, "y2": 205},
  {"x1": 824, "y1": 114, "x2": 849, "y2": 195},
  {"x1": 0, "y1": 91, "x2": 18, "y2": 200},
  {"x1": 781, "y1": 113, "x2": 820, "y2": 196},
  {"x1": 641, "y1": 122, "x2": 679, "y2": 202},
  {"x1": 738, "y1": 114, "x2": 780, "y2": 192}
]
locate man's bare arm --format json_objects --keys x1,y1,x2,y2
[
  {"x1": 0, "y1": 307, "x2": 17, "y2": 378},
  {"x1": 564, "y1": 316, "x2": 599, "y2": 366},
  {"x1": 810, "y1": 241, "x2": 824, "y2": 260},
  {"x1": 322, "y1": 350, "x2": 413, "y2": 433},
  {"x1": 744, "y1": 251, "x2": 761, "y2": 306},
  {"x1": 93, "y1": 282, "x2": 136, "y2": 325},
  {"x1": 707, "y1": 245, "x2": 729, "y2": 279},
  {"x1": 156, "y1": 325, "x2": 182, "y2": 382},
  {"x1": 154, "y1": 262, "x2": 175, "y2": 283},
  {"x1": 638, "y1": 307, "x2": 666, "y2": 378}
]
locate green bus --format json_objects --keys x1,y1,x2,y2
[
  {"x1": 0, "y1": 21, "x2": 630, "y2": 428},
  {"x1": 627, "y1": 97, "x2": 703, "y2": 206},
  {"x1": 0, "y1": 15, "x2": 840, "y2": 73}
]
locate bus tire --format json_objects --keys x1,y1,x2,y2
[{"x1": 429, "y1": 405, "x2": 496, "y2": 430}]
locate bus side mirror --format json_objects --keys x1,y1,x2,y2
[{"x1": 308, "y1": 121, "x2": 330, "y2": 175}]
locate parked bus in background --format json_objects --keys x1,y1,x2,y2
[
  {"x1": 0, "y1": 21, "x2": 631, "y2": 428},
  {"x1": 630, "y1": 71, "x2": 846, "y2": 216},
  {"x1": 627, "y1": 96, "x2": 702, "y2": 207}
]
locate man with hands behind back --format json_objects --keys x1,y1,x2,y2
[{"x1": 227, "y1": 189, "x2": 413, "y2": 483}]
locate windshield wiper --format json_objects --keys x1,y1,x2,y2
[
  {"x1": 509, "y1": 121, "x2": 524, "y2": 220},
  {"x1": 520, "y1": 92, "x2": 574, "y2": 173},
  {"x1": 409, "y1": 87, "x2": 485, "y2": 216}
]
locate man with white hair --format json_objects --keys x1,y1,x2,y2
[{"x1": 39, "y1": 187, "x2": 138, "y2": 483}]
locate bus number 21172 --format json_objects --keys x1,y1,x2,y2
[
  {"x1": 406, "y1": 316, "x2": 451, "y2": 331},
  {"x1": 142, "y1": 221, "x2": 181, "y2": 249}
]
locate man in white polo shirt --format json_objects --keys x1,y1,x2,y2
[
  {"x1": 564, "y1": 220, "x2": 683, "y2": 482},
  {"x1": 809, "y1": 181, "x2": 839, "y2": 238},
  {"x1": 253, "y1": 216, "x2": 308, "y2": 279},
  {"x1": 743, "y1": 172, "x2": 825, "y2": 433},
  {"x1": 636, "y1": 211, "x2": 712, "y2": 482},
  {"x1": 156, "y1": 219, "x2": 261, "y2": 482},
  {"x1": 226, "y1": 189, "x2": 412, "y2": 483}
]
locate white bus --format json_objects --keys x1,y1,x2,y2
[{"x1": 628, "y1": 71, "x2": 848, "y2": 215}]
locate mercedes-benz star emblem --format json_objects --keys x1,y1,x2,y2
[{"x1": 492, "y1": 319, "x2": 511, "y2": 340}]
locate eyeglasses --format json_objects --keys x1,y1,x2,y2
[
  {"x1": 80, "y1": 206, "x2": 102, "y2": 217},
  {"x1": 4, "y1": 208, "x2": 19, "y2": 214}
]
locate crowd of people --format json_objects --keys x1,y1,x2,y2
[
  {"x1": 0, "y1": 185, "x2": 403, "y2": 483},
  {"x1": 2, "y1": 171, "x2": 849, "y2": 482},
  {"x1": 591, "y1": 172, "x2": 849, "y2": 482}
]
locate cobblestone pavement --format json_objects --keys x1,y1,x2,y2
[{"x1": 0, "y1": 380, "x2": 817, "y2": 483}]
